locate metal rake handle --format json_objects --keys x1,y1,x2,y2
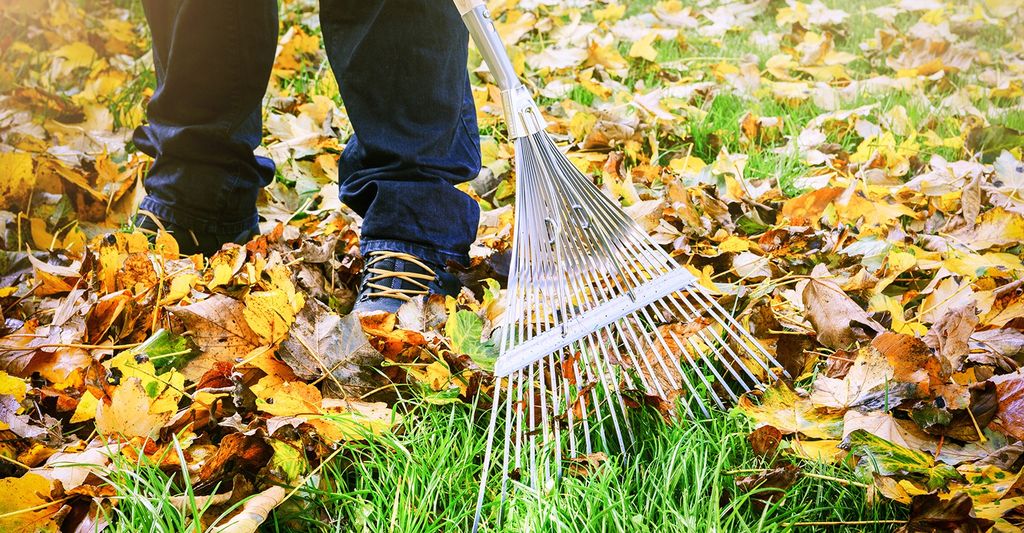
[{"x1": 454, "y1": 0, "x2": 546, "y2": 139}]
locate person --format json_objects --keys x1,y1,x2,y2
[{"x1": 132, "y1": 1, "x2": 481, "y2": 314}]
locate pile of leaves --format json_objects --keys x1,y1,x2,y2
[{"x1": 1, "y1": 0, "x2": 1024, "y2": 530}]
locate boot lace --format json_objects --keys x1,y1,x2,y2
[{"x1": 363, "y1": 251, "x2": 437, "y2": 302}]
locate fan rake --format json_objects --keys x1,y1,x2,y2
[{"x1": 454, "y1": 1, "x2": 788, "y2": 529}]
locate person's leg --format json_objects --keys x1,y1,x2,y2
[
  {"x1": 133, "y1": 0, "x2": 278, "y2": 254},
  {"x1": 319, "y1": 0, "x2": 482, "y2": 271}
]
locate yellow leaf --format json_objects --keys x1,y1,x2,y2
[
  {"x1": 95, "y1": 378, "x2": 173, "y2": 439},
  {"x1": 766, "y1": 54, "x2": 798, "y2": 80},
  {"x1": 593, "y1": 3, "x2": 626, "y2": 23},
  {"x1": 788, "y1": 439, "x2": 845, "y2": 464},
  {"x1": 718, "y1": 236, "x2": 750, "y2": 254},
  {"x1": 52, "y1": 41, "x2": 98, "y2": 76},
  {"x1": 0, "y1": 473, "x2": 58, "y2": 532},
  {"x1": 668, "y1": 155, "x2": 707, "y2": 176},
  {"x1": 160, "y1": 273, "x2": 198, "y2": 306},
  {"x1": 869, "y1": 294, "x2": 928, "y2": 336},
  {"x1": 776, "y1": 1, "x2": 808, "y2": 26},
  {"x1": 628, "y1": 32, "x2": 659, "y2": 62},
  {"x1": 737, "y1": 381, "x2": 844, "y2": 439},
  {"x1": 873, "y1": 250, "x2": 917, "y2": 294},
  {"x1": 569, "y1": 112, "x2": 598, "y2": 142},
  {"x1": 0, "y1": 152, "x2": 34, "y2": 211},
  {"x1": 255, "y1": 380, "x2": 323, "y2": 418},
  {"x1": 407, "y1": 361, "x2": 454, "y2": 392},
  {"x1": 244, "y1": 289, "x2": 296, "y2": 343},
  {"x1": 154, "y1": 230, "x2": 179, "y2": 259},
  {"x1": 207, "y1": 245, "x2": 246, "y2": 288},
  {"x1": 0, "y1": 372, "x2": 27, "y2": 403},
  {"x1": 69, "y1": 391, "x2": 99, "y2": 424},
  {"x1": 312, "y1": 399, "x2": 400, "y2": 442},
  {"x1": 586, "y1": 41, "x2": 628, "y2": 72}
]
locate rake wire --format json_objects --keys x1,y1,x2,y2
[{"x1": 471, "y1": 132, "x2": 787, "y2": 531}]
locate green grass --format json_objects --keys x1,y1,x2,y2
[
  {"x1": 269, "y1": 402, "x2": 902, "y2": 532},
  {"x1": 95, "y1": 401, "x2": 905, "y2": 532}
]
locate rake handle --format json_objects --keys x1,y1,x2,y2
[
  {"x1": 453, "y1": 0, "x2": 546, "y2": 138},
  {"x1": 455, "y1": 0, "x2": 518, "y2": 92},
  {"x1": 453, "y1": 0, "x2": 484, "y2": 15}
]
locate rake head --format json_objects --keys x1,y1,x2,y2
[
  {"x1": 471, "y1": 130, "x2": 787, "y2": 528},
  {"x1": 453, "y1": 1, "x2": 788, "y2": 529}
]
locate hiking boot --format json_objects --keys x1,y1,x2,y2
[
  {"x1": 133, "y1": 210, "x2": 260, "y2": 257},
  {"x1": 352, "y1": 250, "x2": 461, "y2": 314}
]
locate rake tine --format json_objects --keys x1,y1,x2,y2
[
  {"x1": 666, "y1": 327, "x2": 736, "y2": 406},
  {"x1": 584, "y1": 331, "x2": 632, "y2": 450},
  {"x1": 513, "y1": 368, "x2": 525, "y2": 477},
  {"x1": 576, "y1": 345, "x2": 611, "y2": 453},
  {"x1": 472, "y1": 375, "x2": 502, "y2": 531},
  {"x1": 497, "y1": 373, "x2": 515, "y2": 528},
  {"x1": 657, "y1": 296, "x2": 759, "y2": 393},
  {"x1": 687, "y1": 287, "x2": 787, "y2": 381},
  {"x1": 679, "y1": 289, "x2": 778, "y2": 384},
  {"x1": 545, "y1": 349, "x2": 562, "y2": 481},
  {"x1": 643, "y1": 298, "x2": 737, "y2": 406}
]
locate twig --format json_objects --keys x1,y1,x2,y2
[
  {"x1": 0, "y1": 496, "x2": 72, "y2": 520},
  {"x1": 725, "y1": 469, "x2": 869, "y2": 489},
  {"x1": 0, "y1": 342, "x2": 143, "y2": 350},
  {"x1": 782, "y1": 520, "x2": 904, "y2": 527},
  {"x1": 0, "y1": 453, "x2": 30, "y2": 469}
]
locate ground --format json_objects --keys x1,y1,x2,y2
[{"x1": 0, "y1": 0, "x2": 1023, "y2": 531}]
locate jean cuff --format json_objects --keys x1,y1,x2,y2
[
  {"x1": 139, "y1": 196, "x2": 259, "y2": 235},
  {"x1": 360, "y1": 239, "x2": 470, "y2": 269}
]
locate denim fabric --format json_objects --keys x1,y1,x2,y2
[{"x1": 134, "y1": 0, "x2": 482, "y2": 265}]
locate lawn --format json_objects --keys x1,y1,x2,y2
[{"x1": 0, "y1": 0, "x2": 1022, "y2": 532}]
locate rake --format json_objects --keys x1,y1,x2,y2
[{"x1": 454, "y1": 1, "x2": 787, "y2": 529}]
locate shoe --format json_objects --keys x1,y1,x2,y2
[
  {"x1": 133, "y1": 210, "x2": 259, "y2": 257},
  {"x1": 352, "y1": 250, "x2": 461, "y2": 314}
]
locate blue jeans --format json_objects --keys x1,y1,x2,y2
[{"x1": 133, "y1": 0, "x2": 482, "y2": 266}]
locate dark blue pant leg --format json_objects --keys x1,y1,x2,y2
[
  {"x1": 133, "y1": 0, "x2": 278, "y2": 234},
  {"x1": 320, "y1": 0, "x2": 482, "y2": 267}
]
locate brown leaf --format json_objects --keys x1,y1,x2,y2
[
  {"x1": 734, "y1": 464, "x2": 801, "y2": 509},
  {"x1": 924, "y1": 301, "x2": 978, "y2": 372},
  {"x1": 990, "y1": 370, "x2": 1024, "y2": 441},
  {"x1": 567, "y1": 452, "x2": 608, "y2": 477},
  {"x1": 810, "y1": 344, "x2": 899, "y2": 411},
  {"x1": 911, "y1": 381, "x2": 999, "y2": 442},
  {"x1": 193, "y1": 433, "x2": 273, "y2": 488},
  {"x1": 896, "y1": 492, "x2": 994, "y2": 533},
  {"x1": 968, "y1": 328, "x2": 1024, "y2": 371},
  {"x1": 872, "y1": 332, "x2": 948, "y2": 399},
  {"x1": 168, "y1": 294, "x2": 264, "y2": 382},
  {"x1": 802, "y1": 266, "x2": 882, "y2": 350},
  {"x1": 278, "y1": 298, "x2": 385, "y2": 397},
  {"x1": 747, "y1": 425, "x2": 783, "y2": 457}
]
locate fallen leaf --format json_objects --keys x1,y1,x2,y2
[
  {"x1": 734, "y1": 464, "x2": 801, "y2": 509},
  {"x1": 168, "y1": 294, "x2": 264, "y2": 381},
  {"x1": 990, "y1": 370, "x2": 1024, "y2": 441},
  {"x1": 802, "y1": 265, "x2": 883, "y2": 350},
  {"x1": 737, "y1": 381, "x2": 844, "y2": 439},
  {"x1": 278, "y1": 298, "x2": 385, "y2": 397},
  {"x1": 95, "y1": 377, "x2": 173, "y2": 439},
  {"x1": 0, "y1": 473, "x2": 59, "y2": 532},
  {"x1": 924, "y1": 302, "x2": 979, "y2": 372},
  {"x1": 896, "y1": 492, "x2": 994, "y2": 533},
  {"x1": 208, "y1": 485, "x2": 286, "y2": 533}
]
